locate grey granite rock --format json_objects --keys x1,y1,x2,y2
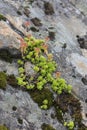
[
  {"x1": 24, "y1": 62, "x2": 35, "y2": 77},
  {"x1": 0, "y1": 0, "x2": 87, "y2": 129}
]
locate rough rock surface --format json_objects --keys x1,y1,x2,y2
[
  {"x1": 0, "y1": 0, "x2": 87, "y2": 129},
  {"x1": 24, "y1": 62, "x2": 35, "y2": 77}
]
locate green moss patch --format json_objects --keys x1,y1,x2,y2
[
  {"x1": 0, "y1": 125, "x2": 8, "y2": 130},
  {"x1": 54, "y1": 91, "x2": 87, "y2": 129},
  {"x1": 57, "y1": 92, "x2": 82, "y2": 122},
  {"x1": 54, "y1": 103, "x2": 63, "y2": 123},
  {"x1": 29, "y1": 88, "x2": 53, "y2": 109},
  {"x1": 78, "y1": 124, "x2": 87, "y2": 130},
  {"x1": 0, "y1": 72, "x2": 7, "y2": 89},
  {"x1": 41, "y1": 123, "x2": 56, "y2": 130},
  {"x1": 0, "y1": 14, "x2": 6, "y2": 21},
  {"x1": 15, "y1": 35, "x2": 86, "y2": 128}
]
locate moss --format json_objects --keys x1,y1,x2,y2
[
  {"x1": 29, "y1": 88, "x2": 53, "y2": 109},
  {"x1": 0, "y1": 14, "x2": 6, "y2": 21},
  {"x1": 0, "y1": 125, "x2": 8, "y2": 130},
  {"x1": 0, "y1": 72, "x2": 7, "y2": 89},
  {"x1": 57, "y1": 92, "x2": 81, "y2": 111},
  {"x1": 54, "y1": 101, "x2": 63, "y2": 123},
  {"x1": 7, "y1": 75, "x2": 18, "y2": 87},
  {"x1": 55, "y1": 91, "x2": 83, "y2": 128},
  {"x1": 78, "y1": 123, "x2": 87, "y2": 130},
  {"x1": 41, "y1": 123, "x2": 56, "y2": 130}
]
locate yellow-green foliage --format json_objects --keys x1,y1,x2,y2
[
  {"x1": 15, "y1": 34, "x2": 85, "y2": 130},
  {"x1": 0, "y1": 125, "x2": 8, "y2": 130},
  {"x1": 41, "y1": 99, "x2": 49, "y2": 109},
  {"x1": 0, "y1": 72, "x2": 7, "y2": 89},
  {"x1": 64, "y1": 121, "x2": 74, "y2": 130},
  {"x1": 17, "y1": 35, "x2": 72, "y2": 111},
  {"x1": 17, "y1": 35, "x2": 72, "y2": 94}
]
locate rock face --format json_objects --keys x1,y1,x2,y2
[
  {"x1": 67, "y1": 53, "x2": 87, "y2": 76},
  {"x1": 0, "y1": 0, "x2": 87, "y2": 129},
  {"x1": 24, "y1": 62, "x2": 35, "y2": 77}
]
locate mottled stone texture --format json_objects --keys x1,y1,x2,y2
[{"x1": 0, "y1": 0, "x2": 87, "y2": 129}]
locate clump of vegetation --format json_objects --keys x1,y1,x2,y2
[
  {"x1": 56, "y1": 92, "x2": 82, "y2": 121},
  {"x1": 16, "y1": 34, "x2": 73, "y2": 112},
  {"x1": 0, "y1": 125, "x2": 8, "y2": 130},
  {"x1": 64, "y1": 121, "x2": 74, "y2": 130},
  {"x1": 17, "y1": 35, "x2": 72, "y2": 96},
  {"x1": 54, "y1": 103, "x2": 63, "y2": 123},
  {"x1": 41, "y1": 99, "x2": 49, "y2": 110},
  {"x1": 29, "y1": 88, "x2": 53, "y2": 109},
  {"x1": 41, "y1": 123, "x2": 56, "y2": 130},
  {"x1": 54, "y1": 91, "x2": 86, "y2": 129},
  {"x1": 0, "y1": 14, "x2": 6, "y2": 21},
  {"x1": 0, "y1": 72, "x2": 7, "y2": 89},
  {"x1": 16, "y1": 33, "x2": 86, "y2": 129},
  {"x1": 78, "y1": 124, "x2": 87, "y2": 130}
]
